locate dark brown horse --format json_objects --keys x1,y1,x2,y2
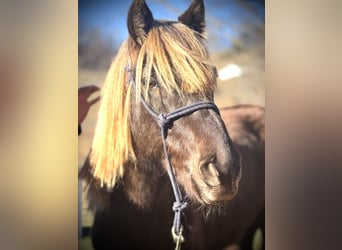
[{"x1": 80, "y1": 0, "x2": 264, "y2": 249}]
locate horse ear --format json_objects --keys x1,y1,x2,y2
[
  {"x1": 127, "y1": 0, "x2": 154, "y2": 46},
  {"x1": 178, "y1": 0, "x2": 205, "y2": 34}
]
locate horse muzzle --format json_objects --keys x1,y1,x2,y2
[{"x1": 192, "y1": 158, "x2": 241, "y2": 205}]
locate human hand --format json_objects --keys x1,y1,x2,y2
[{"x1": 78, "y1": 85, "x2": 100, "y2": 124}]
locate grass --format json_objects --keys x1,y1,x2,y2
[
  {"x1": 253, "y1": 228, "x2": 264, "y2": 250},
  {"x1": 79, "y1": 236, "x2": 92, "y2": 250}
]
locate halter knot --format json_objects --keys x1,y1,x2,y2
[
  {"x1": 124, "y1": 64, "x2": 131, "y2": 72},
  {"x1": 158, "y1": 113, "x2": 171, "y2": 128},
  {"x1": 172, "y1": 201, "x2": 188, "y2": 213}
]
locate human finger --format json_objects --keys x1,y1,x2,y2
[
  {"x1": 88, "y1": 96, "x2": 101, "y2": 106},
  {"x1": 79, "y1": 85, "x2": 100, "y2": 97}
]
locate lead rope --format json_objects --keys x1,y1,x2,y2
[{"x1": 125, "y1": 65, "x2": 219, "y2": 250}]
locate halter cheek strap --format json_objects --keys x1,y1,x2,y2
[{"x1": 125, "y1": 65, "x2": 219, "y2": 248}]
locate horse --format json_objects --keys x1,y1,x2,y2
[{"x1": 80, "y1": 0, "x2": 265, "y2": 249}]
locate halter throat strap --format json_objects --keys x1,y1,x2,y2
[{"x1": 125, "y1": 64, "x2": 219, "y2": 246}]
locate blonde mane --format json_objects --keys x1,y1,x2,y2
[{"x1": 90, "y1": 21, "x2": 217, "y2": 189}]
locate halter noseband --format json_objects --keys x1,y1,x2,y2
[{"x1": 125, "y1": 65, "x2": 219, "y2": 248}]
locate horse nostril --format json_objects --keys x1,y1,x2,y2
[
  {"x1": 206, "y1": 163, "x2": 219, "y2": 177},
  {"x1": 199, "y1": 156, "x2": 221, "y2": 186}
]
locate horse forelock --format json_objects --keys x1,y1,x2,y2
[
  {"x1": 89, "y1": 21, "x2": 217, "y2": 190},
  {"x1": 134, "y1": 21, "x2": 217, "y2": 100}
]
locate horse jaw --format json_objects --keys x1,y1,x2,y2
[{"x1": 122, "y1": 160, "x2": 163, "y2": 209}]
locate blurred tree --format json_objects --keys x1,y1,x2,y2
[{"x1": 79, "y1": 25, "x2": 116, "y2": 70}]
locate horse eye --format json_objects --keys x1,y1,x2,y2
[{"x1": 149, "y1": 81, "x2": 159, "y2": 89}]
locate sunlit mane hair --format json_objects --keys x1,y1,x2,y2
[{"x1": 90, "y1": 21, "x2": 217, "y2": 189}]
